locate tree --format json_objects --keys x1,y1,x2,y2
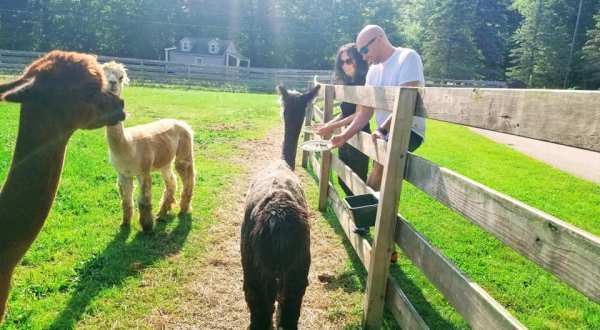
[
  {"x1": 422, "y1": 0, "x2": 484, "y2": 79},
  {"x1": 509, "y1": 0, "x2": 598, "y2": 88},
  {"x1": 472, "y1": 0, "x2": 519, "y2": 80},
  {"x1": 582, "y1": 11, "x2": 600, "y2": 89}
]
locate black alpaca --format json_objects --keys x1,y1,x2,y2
[{"x1": 241, "y1": 85, "x2": 320, "y2": 330}]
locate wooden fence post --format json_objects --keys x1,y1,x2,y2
[
  {"x1": 302, "y1": 81, "x2": 316, "y2": 169},
  {"x1": 318, "y1": 85, "x2": 334, "y2": 211},
  {"x1": 363, "y1": 88, "x2": 418, "y2": 329}
]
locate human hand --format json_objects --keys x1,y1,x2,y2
[
  {"x1": 317, "y1": 124, "x2": 335, "y2": 137},
  {"x1": 330, "y1": 134, "x2": 347, "y2": 148},
  {"x1": 371, "y1": 129, "x2": 386, "y2": 142}
]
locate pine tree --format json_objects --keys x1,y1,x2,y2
[
  {"x1": 422, "y1": 0, "x2": 484, "y2": 80},
  {"x1": 472, "y1": 0, "x2": 519, "y2": 80},
  {"x1": 582, "y1": 11, "x2": 600, "y2": 89}
]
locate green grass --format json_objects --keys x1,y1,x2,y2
[
  {"x1": 1, "y1": 83, "x2": 598, "y2": 329},
  {"x1": 313, "y1": 119, "x2": 600, "y2": 329},
  {"x1": 0, "y1": 86, "x2": 280, "y2": 329}
]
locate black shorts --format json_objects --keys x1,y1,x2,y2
[
  {"x1": 384, "y1": 131, "x2": 423, "y2": 152},
  {"x1": 408, "y1": 131, "x2": 423, "y2": 152}
]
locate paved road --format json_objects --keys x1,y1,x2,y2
[{"x1": 470, "y1": 127, "x2": 600, "y2": 184}]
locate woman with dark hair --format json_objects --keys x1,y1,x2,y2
[{"x1": 317, "y1": 43, "x2": 370, "y2": 196}]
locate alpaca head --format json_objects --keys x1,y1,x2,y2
[
  {"x1": 0, "y1": 50, "x2": 126, "y2": 130},
  {"x1": 101, "y1": 61, "x2": 129, "y2": 96},
  {"x1": 277, "y1": 84, "x2": 320, "y2": 133},
  {"x1": 277, "y1": 84, "x2": 320, "y2": 169}
]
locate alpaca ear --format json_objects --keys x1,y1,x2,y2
[
  {"x1": 1, "y1": 78, "x2": 38, "y2": 103},
  {"x1": 303, "y1": 84, "x2": 321, "y2": 103},
  {"x1": 0, "y1": 77, "x2": 29, "y2": 95},
  {"x1": 277, "y1": 85, "x2": 288, "y2": 98}
]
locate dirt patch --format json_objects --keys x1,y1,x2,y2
[{"x1": 167, "y1": 126, "x2": 362, "y2": 329}]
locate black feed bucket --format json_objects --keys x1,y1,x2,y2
[{"x1": 343, "y1": 193, "x2": 378, "y2": 228}]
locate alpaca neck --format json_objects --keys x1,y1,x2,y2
[
  {"x1": 106, "y1": 122, "x2": 131, "y2": 154},
  {"x1": 0, "y1": 105, "x2": 73, "y2": 267},
  {"x1": 282, "y1": 119, "x2": 303, "y2": 171}
]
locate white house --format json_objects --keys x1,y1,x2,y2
[{"x1": 164, "y1": 37, "x2": 250, "y2": 67}]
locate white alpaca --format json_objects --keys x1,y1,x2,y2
[{"x1": 102, "y1": 61, "x2": 195, "y2": 231}]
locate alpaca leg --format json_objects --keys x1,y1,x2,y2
[
  {"x1": 157, "y1": 165, "x2": 177, "y2": 219},
  {"x1": 175, "y1": 158, "x2": 195, "y2": 215},
  {"x1": 117, "y1": 174, "x2": 134, "y2": 227},
  {"x1": 0, "y1": 268, "x2": 13, "y2": 322},
  {"x1": 244, "y1": 269, "x2": 276, "y2": 330},
  {"x1": 277, "y1": 267, "x2": 309, "y2": 329},
  {"x1": 137, "y1": 174, "x2": 154, "y2": 232}
]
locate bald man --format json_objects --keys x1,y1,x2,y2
[{"x1": 330, "y1": 25, "x2": 425, "y2": 190}]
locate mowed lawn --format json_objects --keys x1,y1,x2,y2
[
  {"x1": 0, "y1": 86, "x2": 280, "y2": 329},
  {"x1": 0, "y1": 83, "x2": 598, "y2": 329},
  {"x1": 312, "y1": 119, "x2": 600, "y2": 329}
]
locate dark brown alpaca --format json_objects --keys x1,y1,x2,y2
[
  {"x1": 241, "y1": 85, "x2": 320, "y2": 330},
  {"x1": 0, "y1": 50, "x2": 126, "y2": 322}
]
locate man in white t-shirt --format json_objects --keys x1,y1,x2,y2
[{"x1": 331, "y1": 25, "x2": 425, "y2": 190}]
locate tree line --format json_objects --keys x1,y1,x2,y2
[{"x1": 0, "y1": 0, "x2": 599, "y2": 89}]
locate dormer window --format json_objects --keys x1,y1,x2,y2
[
  {"x1": 181, "y1": 39, "x2": 191, "y2": 52},
  {"x1": 208, "y1": 40, "x2": 219, "y2": 54}
]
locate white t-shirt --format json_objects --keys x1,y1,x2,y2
[{"x1": 365, "y1": 47, "x2": 426, "y2": 139}]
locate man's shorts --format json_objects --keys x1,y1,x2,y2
[{"x1": 383, "y1": 131, "x2": 424, "y2": 152}]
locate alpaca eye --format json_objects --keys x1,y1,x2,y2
[{"x1": 118, "y1": 77, "x2": 123, "y2": 82}]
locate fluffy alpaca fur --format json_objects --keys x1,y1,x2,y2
[
  {"x1": 0, "y1": 50, "x2": 126, "y2": 322},
  {"x1": 102, "y1": 61, "x2": 195, "y2": 232},
  {"x1": 241, "y1": 85, "x2": 320, "y2": 330}
]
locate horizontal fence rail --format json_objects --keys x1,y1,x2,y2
[
  {"x1": 306, "y1": 82, "x2": 600, "y2": 328},
  {"x1": 318, "y1": 85, "x2": 600, "y2": 152},
  {"x1": 0, "y1": 49, "x2": 507, "y2": 93},
  {"x1": 0, "y1": 49, "x2": 333, "y2": 92}
]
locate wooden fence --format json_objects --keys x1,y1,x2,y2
[
  {"x1": 303, "y1": 83, "x2": 600, "y2": 329},
  {"x1": 0, "y1": 49, "x2": 507, "y2": 92},
  {"x1": 0, "y1": 49, "x2": 333, "y2": 92}
]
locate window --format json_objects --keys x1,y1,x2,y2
[
  {"x1": 209, "y1": 41, "x2": 219, "y2": 54},
  {"x1": 195, "y1": 57, "x2": 204, "y2": 65},
  {"x1": 181, "y1": 40, "x2": 191, "y2": 52}
]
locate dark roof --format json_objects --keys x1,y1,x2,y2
[{"x1": 180, "y1": 38, "x2": 231, "y2": 56}]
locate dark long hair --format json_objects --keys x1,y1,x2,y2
[{"x1": 334, "y1": 43, "x2": 368, "y2": 85}]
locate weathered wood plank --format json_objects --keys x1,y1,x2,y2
[
  {"x1": 394, "y1": 216, "x2": 526, "y2": 329},
  {"x1": 318, "y1": 86, "x2": 334, "y2": 211},
  {"x1": 330, "y1": 156, "x2": 376, "y2": 196},
  {"x1": 386, "y1": 281, "x2": 430, "y2": 330},
  {"x1": 332, "y1": 84, "x2": 401, "y2": 110},
  {"x1": 313, "y1": 105, "x2": 324, "y2": 122},
  {"x1": 317, "y1": 155, "x2": 428, "y2": 330},
  {"x1": 405, "y1": 153, "x2": 600, "y2": 303},
  {"x1": 345, "y1": 131, "x2": 388, "y2": 165},
  {"x1": 332, "y1": 152, "x2": 522, "y2": 329},
  {"x1": 416, "y1": 88, "x2": 600, "y2": 152},
  {"x1": 318, "y1": 83, "x2": 600, "y2": 151},
  {"x1": 302, "y1": 100, "x2": 315, "y2": 169},
  {"x1": 364, "y1": 88, "x2": 417, "y2": 329}
]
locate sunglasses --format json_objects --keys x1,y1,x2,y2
[
  {"x1": 340, "y1": 57, "x2": 354, "y2": 65},
  {"x1": 359, "y1": 36, "x2": 378, "y2": 55}
]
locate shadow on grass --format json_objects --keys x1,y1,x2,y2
[
  {"x1": 304, "y1": 162, "x2": 455, "y2": 329},
  {"x1": 48, "y1": 213, "x2": 192, "y2": 329}
]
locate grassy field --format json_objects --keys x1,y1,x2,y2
[
  {"x1": 312, "y1": 119, "x2": 600, "y2": 329},
  {"x1": 0, "y1": 83, "x2": 598, "y2": 329},
  {"x1": 0, "y1": 86, "x2": 280, "y2": 329}
]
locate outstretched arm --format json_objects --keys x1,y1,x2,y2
[{"x1": 330, "y1": 105, "x2": 374, "y2": 147}]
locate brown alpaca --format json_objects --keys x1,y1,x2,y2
[
  {"x1": 101, "y1": 61, "x2": 195, "y2": 231},
  {"x1": 241, "y1": 85, "x2": 319, "y2": 330},
  {"x1": 0, "y1": 50, "x2": 126, "y2": 322}
]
